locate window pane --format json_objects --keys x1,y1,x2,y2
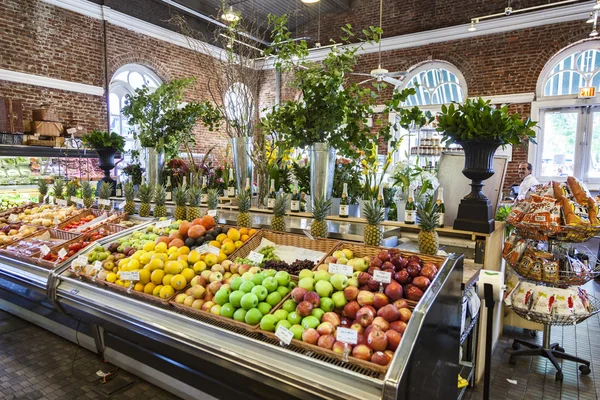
[
  {"x1": 541, "y1": 112, "x2": 578, "y2": 177},
  {"x1": 129, "y1": 72, "x2": 145, "y2": 89},
  {"x1": 109, "y1": 93, "x2": 120, "y2": 115},
  {"x1": 588, "y1": 110, "x2": 600, "y2": 179}
]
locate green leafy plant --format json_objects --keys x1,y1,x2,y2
[
  {"x1": 81, "y1": 130, "x2": 125, "y2": 153},
  {"x1": 437, "y1": 98, "x2": 537, "y2": 146},
  {"x1": 291, "y1": 161, "x2": 310, "y2": 195},
  {"x1": 332, "y1": 159, "x2": 361, "y2": 204},
  {"x1": 122, "y1": 163, "x2": 144, "y2": 185}
]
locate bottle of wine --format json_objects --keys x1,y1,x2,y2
[
  {"x1": 267, "y1": 179, "x2": 276, "y2": 210},
  {"x1": 245, "y1": 177, "x2": 251, "y2": 195},
  {"x1": 291, "y1": 181, "x2": 300, "y2": 212},
  {"x1": 389, "y1": 201, "x2": 398, "y2": 221},
  {"x1": 376, "y1": 185, "x2": 384, "y2": 208},
  {"x1": 115, "y1": 175, "x2": 122, "y2": 197},
  {"x1": 436, "y1": 187, "x2": 445, "y2": 228},
  {"x1": 405, "y1": 189, "x2": 416, "y2": 224},
  {"x1": 300, "y1": 193, "x2": 307, "y2": 212},
  {"x1": 165, "y1": 176, "x2": 172, "y2": 201},
  {"x1": 339, "y1": 183, "x2": 349, "y2": 218},
  {"x1": 200, "y1": 176, "x2": 208, "y2": 203},
  {"x1": 227, "y1": 168, "x2": 235, "y2": 198}
]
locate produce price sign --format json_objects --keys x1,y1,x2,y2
[
  {"x1": 117, "y1": 201, "x2": 125, "y2": 210},
  {"x1": 328, "y1": 263, "x2": 353, "y2": 277},
  {"x1": 93, "y1": 261, "x2": 103, "y2": 271},
  {"x1": 275, "y1": 325, "x2": 294, "y2": 346},
  {"x1": 155, "y1": 219, "x2": 172, "y2": 229},
  {"x1": 373, "y1": 270, "x2": 392, "y2": 284},
  {"x1": 40, "y1": 245, "x2": 51, "y2": 256},
  {"x1": 207, "y1": 210, "x2": 217, "y2": 217},
  {"x1": 248, "y1": 251, "x2": 264, "y2": 264},
  {"x1": 120, "y1": 271, "x2": 139, "y2": 281},
  {"x1": 196, "y1": 244, "x2": 209, "y2": 254},
  {"x1": 98, "y1": 199, "x2": 111, "y2": 207},
  {"x1": 336, "y1": 327, "x2": 358, "y2": 344},
  {"x1": 208, "y1": 245, "x2": 221, "y2": 256},
  {"x1": 56, "y1": 199, "x2": 68, "y2": 207},
  {"x1": 72, "y1": 255, "x2": 88, "y2": 268},
  {"x1": 57, "y1": 248, "x2": 68, "y2": 259}
]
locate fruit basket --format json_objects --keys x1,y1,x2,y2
[
  {"x1": 513, "y1": 223, "x2": 600, "y2": 243},
  {"x1": 1, "y1": 228, "x2": 81, "y2": 263},
  {"x1": 0, "y1": 224, "x2": 41, "y2": 247},
  {"x1": 507, "y1": 294, "x2": 600, "y2": 326},
  {"x1": 57, "y1": 208, "x2": 125, "y2": 232}
]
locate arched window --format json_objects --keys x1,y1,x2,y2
[
  {"x1": 109, "y1": 64, "x2": 162, "y2": 154},
  {"x1": 401, "y1": 61, "x2": 467, "y2": 106}
]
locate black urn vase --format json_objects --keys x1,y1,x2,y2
[
  {"x1": 453, "y1": 139, "x2": 502, "y2": 233},
  {"x1": 95, "y1": 149, "x2": 117, "y2": 196}
]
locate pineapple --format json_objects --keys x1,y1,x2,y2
[
  {"x1": 154, "y1": 186, "x2": 167, "y2": 218},
  {"x1": 187, "y1": 185, "x2": 202, "y2": 220},
  {"x1": 53, "y1": 178, "x2": 64, "y2": 201},
  {"x1": 66, "y1": 180, "x2": 78, "y2": 206},
  {"x1": 137, "y1": 183, "x2": 153, "y2": 217},
  {"x1": 38, "y1": 179, "x2": 48, "y2": 204},
  {"x1": 98, "y1": 182, "x2": 113, "y2": 211},
  {"x1": 271, "y1": 193, "x2": 287, "y2": 232},
  {"x1": 236, "y1": 190, "x2": 252, "y2": 228},
  {"x1": 123, "y1": 182, "x2": 136, "y2": 215},
  {"x1": 81, "y1": 181, "x2": 94, "y2": 208},
  {"x1": 417, "y1": 196, "x2": 440, "y2": 255},
  {"x1": 173, "y1": 184, "x2": 188, "y2": 221},
  {"x1": 207, "y1": 189, "x2": 219, "y2": 219},
  {"x1": 310, "y1": 195, "x2": 331, "y2": 238},
  {"x1": 363, "y1": 200, "x2": 383, "y2": 246}
]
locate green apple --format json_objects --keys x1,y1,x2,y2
[
  {"x1": 240, "y1": 293, "x2": 259, "y2": 310},
  {"x1": 251, "y1": 285, "x2": 268, "y2": 301},
  {"x1": 276, "y1": 319, "x2": 292, "y2": 331},
  {"x1": 301, "y1": 316, "x2": 320, "y2": 330},
  {"x1": 263, "y1": 269, "x2": 276, "y2": 277},
  {"x1": 242, "y1": 272, "x2": 254, "y2": 281},
  {"x1": 348, "y1": 278, "x2": 358, "y2": 287},
  {"x1": 229, "y1": 290, "x2": 245, "y2": 308},
  {"x1": 287, "y1": 311, "x2": 302, "y2": 325},
  {"x1": 233, "y1": 308, "x2": 247, "y2": 322},
  {"x1": 220, "y1": 303, "x2": 235, "y2": 318},
  {"x1": 276, "y1": 286, "x2": 290, "y2": 298},
  {"x1": 332, "y1": 291, "x2": 347, "y2": 308},
  {"x1": 315, "y1": 280, "x2": 333, "y2": 298},
  {"x1": 332, "y1": 250, "x2": 345, "y2": 259},
  {"x1": 353, "y1": 258, "x2": 368, "y2": 272},
  {"x1": 313, "y1": 270, "x2": 330, "y2": 282},
  {"x1": 320, "y1": 297, "x2": 334, "y2": 312},
  {"x1": 330, "y1": 273, "x2": 349, "y2": 291},
  {"x1": 239, "y1": 281, "x2": 255, "y2": 293},
  {"x1": 251, "y1": 273, "x2": 265, "y2": 286},
  {"x1": 273, "y1": 309, "x2": 289, "y2": 321},
  {"x1": 337, "y1": 257, "x2": 348, "y2": 265},
  {"x1": 298, "y1": 277, "x2": 315, "y2": 292},
  {"x1": 274, "y1": 271, "x2": 291, "y2": 287},
  {"x1": 288, "y1": 281, "x2": 297, "y2": 290},
  {"x1": 289, "y1": 324, "x2": 305, "y2": 340},
  {"x1": 214, "y1": 289, "x2": 230, "y2": 306},
  {"x1": 311, "y1": 307, "x2": 325, "y2": 321},
  {"x1": 260, "y1": 314, "x2": 279, "y2": 332},
  {"x1": 230, "y1": 277, "x2": 243, "y2": 291},
  {"x1": 282, "y1": 299, "x2": 297, "y2": 313},
  {"x1": 257, "y1": 302, "x2": 272, "y2": 315},
  {"x1": 245, "y1": 308, "x2": 263, "y2": 325},
  {"x1": 298, "y1": 269, "x2": 314, "y2": 280},
  {"x1": 262, "y1": 277, "x2": 278, "y2": 293},
  {"x1": 266, "y1": 291, "x2": 282, "y2": 307}
]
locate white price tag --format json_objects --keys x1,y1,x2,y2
[
  {"x1": 48, "y1": 196, "x2": 54, "y2": 204},
  {"x1": 40, "y1": 245, "x2": 51, "y2": 256},
  {"x1": 303, "y1": 229, "x2": 315, "y2": 241},
  {"x1": 57, "y1": 248, "x2": 68, "y2": 259},
  {"x1": 54, "y1": 216, "x2": 60, "y2": 225},
  {"x1": 275, "y1": 325, "x2": 294, "y2": 345},
  {"x1": 120, "y1": 271, "x2": 140, "y2": 281},
  {"x1": 336, "y1": 327, "x2": 358, "y2": 344},
  {"x1": 8, "y1": 214, "x2": 18, "y2": 222},
  {"x1": 57, "y1": 199, "x2": 68, "y2": 207},
  {"x1": 73, "y1": 255, "x2": 88, "y2": 267},
  {"x1": 70, "y1": 196, "x2": 78, "y2": 203},
  {"x1": 197, "y1": 244, "x2": 209, "y2": 254},
  {"x1": 117, "y1": 201, "x2": 125, "y2": 210},
  {"x1": 76, "y1": 198, "x2": 84, "y2": 205},
  {"x1": 207, "y1": 209, "x2": 217, "y2": 217},
  {"x1": 93, "y1": 261, "x2": 103, "y2": 271},
  {"x1": 208, "y1": 245, "x2": 221, "y2": 256},
  {"x1": 98, "y1": 199, "x2": 111, "y2": 206},
  {"x1": 328, "y1": 263, "x2": 353, "y2": 277},
  {"x1": 248, "y1": 251, "x2": 264, "y2": 264},
  {"x1": 373, "y1": 270, "x2": 392, "y2": 284},
  {"x1": 155, "y1": 219, "x2": 172, "y2": 229}
]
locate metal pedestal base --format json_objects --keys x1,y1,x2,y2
[{"x1": 509, "y1": 324, "x2": 591, "y2": 382}]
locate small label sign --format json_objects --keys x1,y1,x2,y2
[
  {"x1": 336, "y1": 328, "x2": 358, "y2": 345},
  {"x1": 57, "y1": 248, "x2": 68, "y2": 259},
  {"x1": 73, "y1": 255, "x2": 88, "y2": 267},
  {"x1": 328, "y1": 263, "x2": 353, "y2": 277},
  {"x1": 155, "y1": 219, "x2": 172, "y2": 229},
  {"x1": 117, "y1": 201, "x2": 125, "y2": 210},
  {"x1": 207, "y1": 209, "x2": 217, "y2": 217},
  {"x1": 248, "y1": 251, "x2": 264, "y2": 264},
  {"x1": 120, "y1": 271, "x2": 140, "y2": 281},
  {"x1": 40, "y1": 245, "x2": 51, "y2": 256},
  {"x1": 98, "y1": 199, "x2": 111, "y2": 206},
  {"x1": 208, "y1": 245, "x2": 221, "y2": 256},
  {"x1": 93, "y1": 261, "x2": 103, "y2": 271},
  {"x1": 302, "y1": 229, "x2": 315, "y2": 241},
  {"x1": 197, "y1": 244, "x2": 209, "y2": 254},
  {"x1": 8, "y1": 214, "x2": 18, "y2": 222},
  {"x1": 70, "y1": 196, "x2": 78, "y2": 204},
  {"x1": 373, "y1": 270, "x2": 392, "y2": 284},
  {"x1": 57, "y1": 199, "x2": 68, "y2": 207},
  {"x1": 275, "y1": 325, "x2": 294, "y2": 345}
]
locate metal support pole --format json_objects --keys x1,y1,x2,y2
[{"x1": 483, "y1": 283, "x2": 495, "y2": 400}]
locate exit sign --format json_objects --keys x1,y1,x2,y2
[{"x1": 579, "y1": 87, "x2": 596, "y2": 98}]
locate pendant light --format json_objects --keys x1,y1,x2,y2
[
  {"x1": 221, "y1": 5, "x2": 240, "y2": 22},
  {"x1": 301, "y1": 0, "x2": 320, "y2": 3}
]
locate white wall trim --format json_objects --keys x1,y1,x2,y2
[
  {"x1": 0, "y1": 69, "x2": 104, "y2": 96},
  {"x1": 476, "y1": 92, "x2": 536, "y2": 104}
]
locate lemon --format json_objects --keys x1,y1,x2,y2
[
  {"x1": 162, "y1": 274, "x2": 174, "y2": 286},
  {"x1": 204, "y1": 254, "x2": 218, "y2": 267},
  {"x1": 167, "y1": 247, "x2": 178, "y2": 255},
  {"x1": 216, "y1": 233, "x2": 228, "y2": 243},
  {"x1": 193, "y1": 261, "x2": 207, "y2": 274},
  {"x1": 132, "y1": 251, "x2": 144, "y2": 260},
  {"x1": 133, "y1": 282, "x2": 145, "y2": 292},
  {"x1": 210, "y1": 240, "x2": 222, "y2": 248},
  {"x1": 143, "y1": 241, "x2": 156, "y2": 252},
  {"x1": 159, "y1": 285, "x2": 175, "y2": 299},
  {"x1": 218, "y1": 251, "x2": 227, "y2": 262},
  {"x1": 234, "y1": 240, "x2": 243, "y2": 249},
  {"x1": 139, "y1": 253, "x2": 152, "y2": 265},
  {"x1": 221, "y1": 242, "x2": 236, "y2": 255},
  {"x1": 115, "y1": 279, "x2": 124, "y2": 286},
  {"x1": 122, "y1": 280, "x2": 131, "y2": 287},
  {"x1": 181, "y1": 268, "x2": 195, "y2": 282},
  {"x1": 148, "y1": 258, "x2": 164, "y2": 271},
  {"x1": 106, "y1": 273, "x2": 117, "y2": 283},
  {"x1": 118, "y1": 258, "x2": 129, "y2": 268},
  {"x1": 128, "y1": 259, "x2": 140, "y2": 270},
  {"x1": 178, "y1": 246, "x2": 190, "y2": 255},
  {"x1": 153, "y1": 284, "x2": 164, "y2": 296},
  {"x1": 152, "y1": 252, "x2": 168, "y2": 262},
  {"x1": 155, "y1": 242, "x2": 168, "y2": 253},
  {"x1": 177, "y1": 254, "x2": 189, "y2": 264},
  {"x1": 168, "y1": 252, "x2": 180, "y2": 261},
  {"x1": 170, "y1": 274, "x2": 187, "y2": 290},
  {"x1": 165, "y1": 261, "x2": 183, "y2": 275},
  {"x1": 227, "y1": 228, "x2": 241, "y2": 241},
  {"x1": 151, "y1": 269, "x2": 165, "y2": 285},
  {"x1": 144, "y1": 282, "x2": 156, "y2": 294},
  {"x1": 138, "y1": 269, "x2": 151, "y2": 284},
  {"x1": 188, "y1": 250, "x2": 201, "y2": 264}
]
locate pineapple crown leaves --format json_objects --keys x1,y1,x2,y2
[
  {"x1": 154, "y1": 185, "x2": 166, "y2": 206},
  {"x1": 207, "y1": 188, "x2": 219, "y2": 209},
  {"x1": 416, "y1": 195, "x2": 439, "y2": 231},
  {"x1": 273, "y1": 193, "x2": 288, "y2": 217},
  {"x1": 187, "y1": 185, "x2": 202, "y2": 206},
  {"x1": 124, "y1": 181, "x2": 136, "y2": 201},
  {"x1": 38, "y1": 179, "x2": 48, "y2": 195},
  {"x1": 173, "y1": 183, "x2": 188, "y2": 206},
  {"x1": 237, "y1": 190, "x2": 251, "y2": 213},
  {"x1": 363, "y1": 200, "x2": 384, "y2": 225},
  {"x1": 81, "y1": 181, "x2": 94, "y2": 198},
  {"x1": 99, "y1": 181, "x2": 113, "y2": 199},
  {"x1": 66, "y1": 180, "x2": 78, "y2": 196},
  {"x1": 138, "y1": 183, "x2": 154, "y2": 203},
  {"x1": 312, "y1": 195, "x2": 331, "y2": 221},
  {"x1": 53, "y1": 179, "x2": 64, "y2": 196}
]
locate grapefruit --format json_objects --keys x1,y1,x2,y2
[
  {"x1": 188, "y1": 225, "x2": 206, "y2": 239},
  {"x1": 200, "y1": 215, "x2": 215, "y2": 229},
  {"x1": 179, "y1": 221, "x2": 192, "y2": 237}
]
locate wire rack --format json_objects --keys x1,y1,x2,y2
[
  {"x1": 514, "y1": 224, "x2": 600, "y2": 243},
  {"x1": 507, "y1": 294, "x2": 600, "y2": 326},
  {"x1": 509, "y1": 263, "x2": 600, "y2": 287}
]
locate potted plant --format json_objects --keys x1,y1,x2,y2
[
  {"x1": 81, "y1": 130, "x2": 125, "y2": 194},
  {"x1": 437, "y1": 97, "x2": 537, "y2": 232},
  {"x1": 122, "y1": 163, "x2": 144, "y2": 186}
]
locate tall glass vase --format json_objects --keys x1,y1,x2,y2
[
  {"x1": 309, "y1": 142, "x2": 335, "y2": 207},
  {"x1": 232, "y1": 136, "x2": 253, "y2": 195},
  {"x1": 144, "y1": 147, "x2": 165, "y2": 187}
]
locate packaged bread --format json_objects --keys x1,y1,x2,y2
[
  {"x1": 588, "y1": 198, "x2": 600, "y2": 226},
  {"x1": 542, "y1": 259, "x2": 559, "y2": 283},
  {"x1": 507, "y1": 199, "x2": 531, "y2": 225},
  {"x1": 506, "y1": 239, "x2": 527, "y2": 266},
  {"x1": 562, "y1": 198, "x2": 590, "y2": 226},
  {"x1": 510, "y1": 282, "x2": 537, "y2": 310},
  {"x1": 567, "y1": 176, "x2": 592, "y2": 205},
  {"x1": 531, "y1": 289, "x2": 556, "y2": 314}
]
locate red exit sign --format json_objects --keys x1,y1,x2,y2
[{"x1": 579, "y1": 87, "x2": 596, "y2": 98}]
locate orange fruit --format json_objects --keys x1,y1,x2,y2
[
  {"x1": 239, "y1": 228, "x2": 249, "y2": 236},
  {"x1": 241, "y1": 234, "x2": 249, "y2": 242},
  {"x1": 248, "y1": 229, "x2": 257, "y2": 236},
  {"x1": 179, "y1": 221, "x2": 192, "y2": 237},
  {"x1": 169, "y1": 232, "x2": 183, "y2": 241},
  {"x1": 155, "y1": 236, "x2": 170, "y2": 245},
  {"x1": 192, "y1": 218, "x2": 203, "y2": 225},
  {"x1": 200, "y1": 215, "x2": 215, "y2": 230},
  {"x1": 188, "y1": 225, "x2": 206, "y2": 239}
]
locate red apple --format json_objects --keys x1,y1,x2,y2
[
  {"x1": 350, "y1": 322, "x2": 365, "y2": 335},
  {"x1": 367, "y1": 276, "x2": 381, "y2": 291},
  {"x1": 302, "y1": 328, "x2": 320, "y2": 344},
  {"x1": 385, "y1": 281, "x2": 403, "y2": 301},
  {"x1": 421, "y1": 263, "x2": 438, "y2": 281},
  {"x1": 332, "y1": 341, "x2": 352, "y2": 354},
  {"x1": 357, "y1": 291, "x2": 374, "y2": 306},
  {"x1": 344, "y1": 286, "x2": 359, "y2": 301},
  {"x1": 403, "y1": 283, "x2": 415, "y2": 294},
  {"x1": 352, "y1": 344, "x2": 373, "y2": 361},
  {"x1": 372, "y1": 316, "x2": 390, "y2": 332},
  {"x1": 377, "y1": 304, "x2": 400, "y2": 322},
  {"x1": 373, "y1": 293, "x2": 389, "y2": 309},
  {"x1": 378, "y1": 250, "x2": 390, "y2": 263},
  {"x1": 407, "y1": 262, "x2": 421, "y2": 277},
  {"x1": 385, "y1": 330, "x2": 401, "y2": 351},
  {"x1": 317, "y1": 321, "x2": 335, "y2": 336},
  {"x1": 365, "y1": 305, "x2": 377, "y2": 315},
  {"x1": 406, "y1": 286, "x2": 424, "y2": 301},
  {"x1": 304, "y1": 291, "x2": 321, "y2": 308},
  {"x1": 340, "y1": 316, "x2": 352, "y2": 327},
  {"x1": 370, "y1": 257, "x2": 383, "y2": 269},
  {"x1": 412, "y1": 276, "x2": 431, "y2": 291},
  {"x1": 364, "y1": 324, "x2": 382, "y2": 338},
  {"x1": 297, "y1": 301, "x2": 314, "y2": 317},
  {"x1": 399, "y1": 308, "x2": 412, "y2": 323},
  {"x1": 390, "y1": 320, "x2": 407, "y2": 334},
  {"x1": 324, "y1": 256, "x2": 337, "y2": 264},
  {"x1": 390, "y1": 255, "x2": 403, "y2": 270},
  {"x1": 392, "y1": 299, "x2": 409, "y2": 310},
  {"x1": 367, "y1": 329, "x2": 388, "y2": 351},
  {"x1": 357, "y1": 333, "x2": 368, "y2": 346},
  {"x1": 398, "y1": 257, "x2": 409, "y2": 269},
  {"x1": 389, "y1": 248, "x2": 401, "y2": 257},
  {"x1": 368, "y1": 266, "x2": 381, "y2": 276},
  {"x1": 322, "y1": 312, "x2": 341, "y2": 327},
  {"x1": 384, "y1": 350, "x2": 395, "y2": 360},
  {"x1": 382, "y1": 261, "x2": 395, "y2": 272},
  {"x1": 359, "y1": 285, "x2": 370, "y2": 291},
  {"x1": 357, "y1": 272, "x2": 370, "y2": 286},
  {"x1": 356, "y1": 306, "x2": 375, "y2": 327},
  {"x1": 394, "y1": 270, "x2": 412, "y2": 285},
  {"x1": 407, "y1": 255, "x2": 421, "y2": 264},
  {"x1": 343, "y1": 301, "x2": 360, "y2": 319},
  {"x1": 371, "y1": 351, "x2": 391, "y2": 366},
  {"x1": 317, "y1": 334, "x2": 335, "y2": 350},
  {"x1": 291, "y1": 287, "x2": 307, "y2": 303}
]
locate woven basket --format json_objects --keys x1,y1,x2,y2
[
  {"x1": 1, "y1": 228, "x2": 81, "y2": 263},
  {"x1": 0, "y1": 225, "x2": 43, "y2": 249},
  {"x1": 57, "y1": 209, "x2": 125, "y2": 231},
  {"x1": 328, "y1": 242, "x2": 446, "y2": 269}
]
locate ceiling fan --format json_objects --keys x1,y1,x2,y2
[{"x1": 353, "y1": 0, "x2": 408, "y2": 86}]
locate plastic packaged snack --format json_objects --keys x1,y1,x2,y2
[
  {"x1": 588, "y1": 198, "x2": 600, "y2": 226},
  {"x1": 510, "y1": 282, "x2": 537, "y2": 310},
  {"x1": 502, "y1": 234, "x2": 519, "y2": 259},
  {"x1": 542, "y1": 259, "x2": 559, "y2": 283},
  {"x1": 516, "y1": 248, "x2": 535, "y2": 276},
  {"x1": 528, "y1": 259, "x2": 544, "y2": 280},
  {"x1": 503, "y1": 268, "x2": 521, "y2": 304},
  {"x1": 567, "y1": 176, "x2": 592, "y2": 205},
  {"x1": 562, "y1": 198, "x2": 590, "y2": 226},
  {"x1": 534, "y1": 182, "x2": 555, "y2": 198},
  {"x1": 531, "y1": 289, "x2": 555, "y2": 314},
  {"x1": 507, "y1": 199, "x2": 531, "y2": 225}
]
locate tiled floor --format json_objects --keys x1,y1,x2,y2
[{"x1": 0, "y1": 310, "x2": 179, "y2": 400}]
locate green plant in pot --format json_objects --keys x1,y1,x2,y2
[
  {"x1": 81, "y1": 130, "x2": 125, "y2": 194},
  {"x1": 437, "y1": 97, "x2": 537, "y2": 233}
]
